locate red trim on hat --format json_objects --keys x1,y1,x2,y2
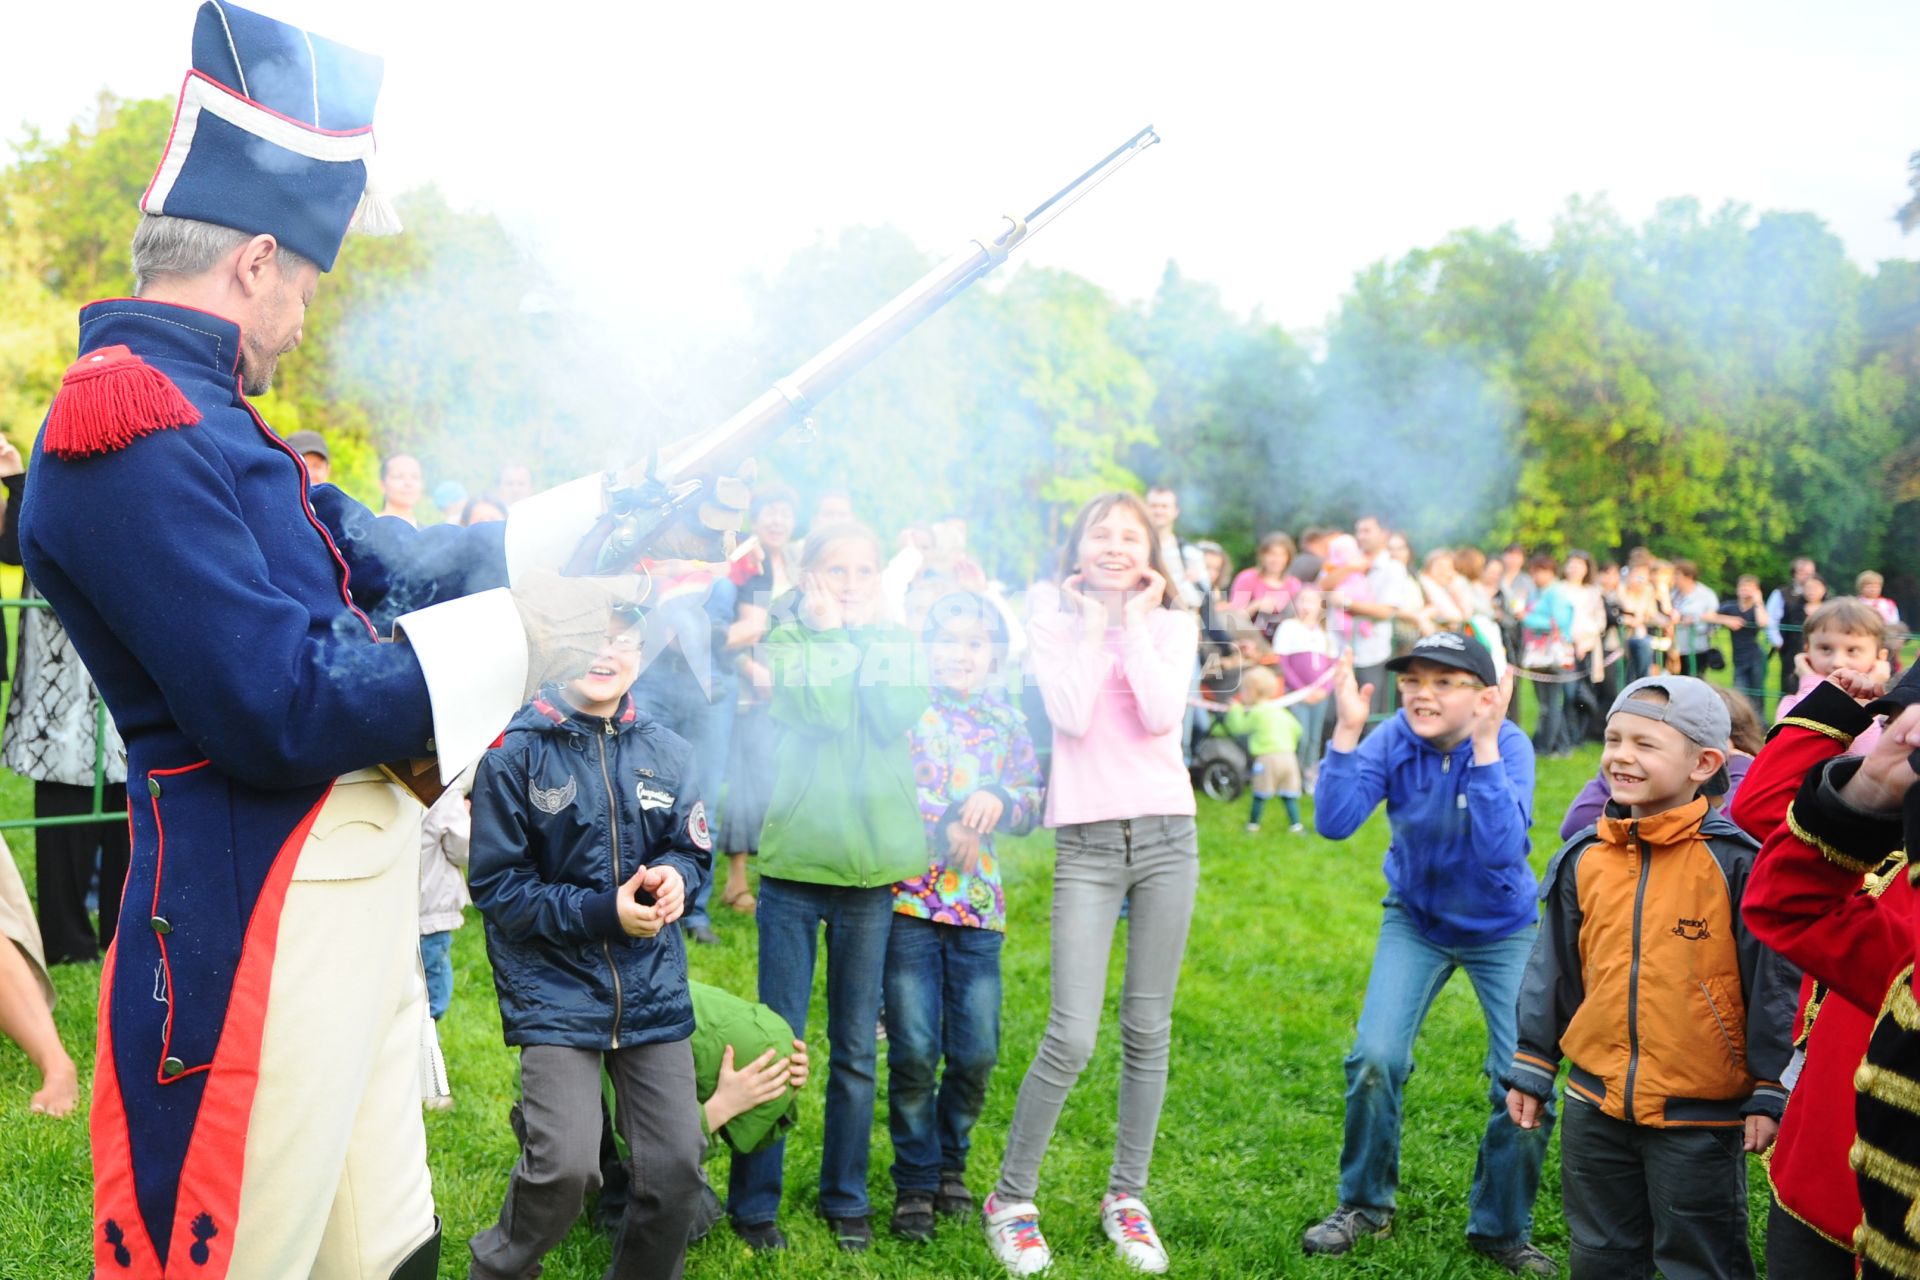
[
  {"x1": 92, "y1": 940, "x2": 163, "y2": 1277},
  {"x1": 183, "y1": 68, "x2": 375, "y2": 139},
  {"x1": 140, "y1": 76, "x2": 192, "y2": 212},
  {"x1": 142, "y1": 70, "x2": 376, "y2": 219},
  {"x1": 164, "y1": 782, "x2": 334, "y2": 1280},
  {"x1": 147, "y1": 761, "x2": 215, "y2": 1089}
]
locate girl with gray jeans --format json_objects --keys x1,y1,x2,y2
[{"x1": 983, "y1": 491, "x2": 1201, "y2": 1277}]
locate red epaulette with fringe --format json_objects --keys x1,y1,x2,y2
[{"x1": 43, "y1": 345, "x2": 202, "y2": 459}]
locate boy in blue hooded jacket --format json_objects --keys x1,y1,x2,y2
[
  {"x1": 468, "y1": 609, "x2": 713, "y2": 1280},
  {"x1": 1301, "y1": 632, "x2": 1555, "y2": 1277}
]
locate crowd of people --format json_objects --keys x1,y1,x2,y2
[
  {"x1": 17, "y1": 9, "x2": 1920, "y2": 1277},
  {"x1": 6, "y1": 466, "x2": 1920, "y2": 1278}
]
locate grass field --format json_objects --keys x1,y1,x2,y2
[{"x1": 0, "y1": 721, "x2": 1781, "y2": 1279}]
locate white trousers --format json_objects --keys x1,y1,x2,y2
[{"x1": 225, "y1": 771, "x2": 436, "y2": 1279}]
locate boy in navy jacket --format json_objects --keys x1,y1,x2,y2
[
  {"x1": 468, "y1": 609, "x2": 713, "y2": 1280},
  {"x1": 1301, "y1": 632, "x2": 1555, "y2": 1276}
]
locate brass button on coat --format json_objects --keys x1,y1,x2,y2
[
  {"x1": 148, "y1": 777, "x2": 162, "y2": 797},
  {"x1": 162, "y1": 1057, "x2": 186, "y2": 1078},
  {"x1": 150, "y1": 916, "x2": 172, "y2": 935}
]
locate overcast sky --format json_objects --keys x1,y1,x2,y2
[{"x1": 6, "y1": 0, "x2": 1918, "y2": 337}]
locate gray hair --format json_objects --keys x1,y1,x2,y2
[{"x1": 131, "y1": 215, "x2": 315, "y2": 294}]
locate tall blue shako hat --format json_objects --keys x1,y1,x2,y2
[{"x1": 140, "y1": 1, "x2": 400, "y2": 271}]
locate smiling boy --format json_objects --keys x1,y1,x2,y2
[
  {"x1": 1306, "y1": 631, "x2": 1555, "y2": 1275},
  {"x1": 467, "y1": 608, "x2": 713, "y2": 1280},
  {"x1": 1505, "y1": 677, "x2": 1795, "y2": 1280}
]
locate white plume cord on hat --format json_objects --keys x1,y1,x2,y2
[
  {"x1": 210, "y1": 1, "x2": 250, "y2": 99},
  {"x1": 349, "y1": 154, "x2": 404, "y2": 237}
]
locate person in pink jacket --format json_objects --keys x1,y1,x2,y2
[{"x1": 982, "y1": 492, "x2": 1197, "y2": 1277}]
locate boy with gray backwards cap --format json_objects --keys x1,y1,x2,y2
[{"x1": 1504, "y1": 675, "x2": 1796, "y2": 1280}]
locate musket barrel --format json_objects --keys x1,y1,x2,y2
[
  {"x1": 661, "y1": 220, "x2": 1018, "y2": 483},
  {"x1": 647, "y1": 126, "x2": 1158, "y2": 519}
]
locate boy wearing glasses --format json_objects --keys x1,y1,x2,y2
[
  {"x1": 1303, "y1": 632, "x2": 1555, "y2": 1276},
  {"x1": 467, "y1": 608, "x2": 713, "y2": 1280}
]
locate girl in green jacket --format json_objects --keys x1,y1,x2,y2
[{"x1": 726, "y1": 521, "x2": 930, "y2": 1253}]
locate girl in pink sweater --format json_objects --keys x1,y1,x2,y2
[{"x1": 983, "y1": 492, "x2": 1197, "y2": 1277}]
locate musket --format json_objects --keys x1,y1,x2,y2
[{"x1": 580, "y1": 125, "x2": 1161, "y2": 572}]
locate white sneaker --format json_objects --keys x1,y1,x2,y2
[
  {"x1": 1101, "y1": 1193, "x2": 1169, "y2": 1273},
  {"x1": 983, "y1": 1193, "x2": 1052, "y2": 1275}
]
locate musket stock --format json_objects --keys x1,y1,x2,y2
[{"x1": 590, "y1": 125, "x2": 1160, "y2": 571}]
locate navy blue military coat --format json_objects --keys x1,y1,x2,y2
[{"x1": 19, "y1": 298, "x2": 509, "y2": 1276}]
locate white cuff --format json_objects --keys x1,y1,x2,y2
[
  {"x1": 394, "y1": 589, "x2": 529, "y2": 783},
  {"x1": 502, "y1": 473, "x2": 606, "y2": 584}
]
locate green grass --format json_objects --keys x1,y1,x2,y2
[{"x1": 0, "y1": 733, "x2": 1781, "y2": 1277}]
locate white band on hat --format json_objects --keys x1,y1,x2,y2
[{"x1": 143, "y1": 71, "x2": 377, "y2": 217}]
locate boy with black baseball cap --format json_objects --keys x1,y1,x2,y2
[
  {"x1": 1305, "y1": 632, "x2": 1555, "y2": 1273},
  {"x1": 1505, "y1": 675, "x2": 1795, "y2": 1279}
]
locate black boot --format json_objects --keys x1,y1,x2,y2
[{"x1": 390, "y1": 1218, "x2": 440, "y2": 1280}]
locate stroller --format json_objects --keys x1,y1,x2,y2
[
  {"x1": 1190, "y1": 705, "x2": 1253, "y2": 802},
  {"x1": 1187, "y1": 605, "x2": 1266, "y2": 803}
]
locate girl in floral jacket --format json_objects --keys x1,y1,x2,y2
[{"x1": 884, "y1": 591, "x2": 1044, "y2": 1242}]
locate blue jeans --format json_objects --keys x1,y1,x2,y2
[
  {"x1": 1624, "y1": 636, "x2": 1653, "y2": 685},
  {"x1": 728, "y1": 876, "x2": 893, "y2": 1224},
  {"x1": 1531, "y1": 672, "x2": 1570, "y2": 755},
  {"x1": 420, "y1": 929, "x2": 454, "y2": 1021},
  {"x1": 1338, "y1": 905, "x2": 1551, "y2": 1248},
  {"x1": 1293, "y1": 698, "x2": 1329, "y2": 780},
  {"x1": 883, "y1": 914, "x2": 1003, "y2": 1193}
]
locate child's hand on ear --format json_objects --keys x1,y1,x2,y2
[
  {"x1": 799, "y1": 573, "x2": 843, "y2": 631},
  {"x1": 1122, "y1": 568, "x2": 1168, "y2": 627},
  {"x1": 1830, "y1": 668, "x2": 1887, "y2": 703}
]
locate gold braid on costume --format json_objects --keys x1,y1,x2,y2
[{"x1": 1856, "y1": 959, "x2": 1920, "y2": 1278}]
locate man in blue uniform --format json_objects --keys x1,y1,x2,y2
[{"x1": 19, "y1": 5, "x2": 643, "y2": 1277}]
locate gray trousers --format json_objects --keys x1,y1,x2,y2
[
  {"x1": 996, "y1": 815, "x2": 1199, "y2": 1201},
  {"x1": 470, "y1": 1039, "x2": 705, "y2": 1280},
  {"x1": 1560, "y1": 1095, "x2": 1755, "y2": 1280}
]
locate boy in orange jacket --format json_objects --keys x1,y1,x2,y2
[{"x1": 1503, "y1": 676, "x2": 1796, "y2": 1279}]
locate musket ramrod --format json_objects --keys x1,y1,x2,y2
[{"x1": 588, "y1": 125, "x2": 1161, "y2": 571}]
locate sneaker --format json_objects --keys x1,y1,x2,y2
[
  {"x1": 1472, "y1": 1240, "x2": 1559, "y2": 1276},
  {"x1": 732, "y1": 1219, "x2": 788, "y2": 1252},
  {"x1": 1245, "y1": 821, "x2": 1261, "y2": 833},
  {"x1": 827, "y1": 1215, "x2": 872, "y2": 1253},
  {"x1": 1301, "y1": 1205, "x2": 1392, "y2": 1255},
  {"x1": 934, "y1": 1171, "x2": 974, "y2": 1218},
  {"x1": 1289, "y1": 822, "x2": 1305, "y2": 834},
  {"x1": 687, "y1": 922, "x2": 720, "y2": 946},
  {"x1": 891, "y1": 1192, "x2": 936, "y2": 1242},
  {"x1": 1100, "y1": 1194, "x2": 1169, "y2": 1273},
  {"x1": 983, "y1": 1192, "x2": 1052, "y2": 1275}
]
